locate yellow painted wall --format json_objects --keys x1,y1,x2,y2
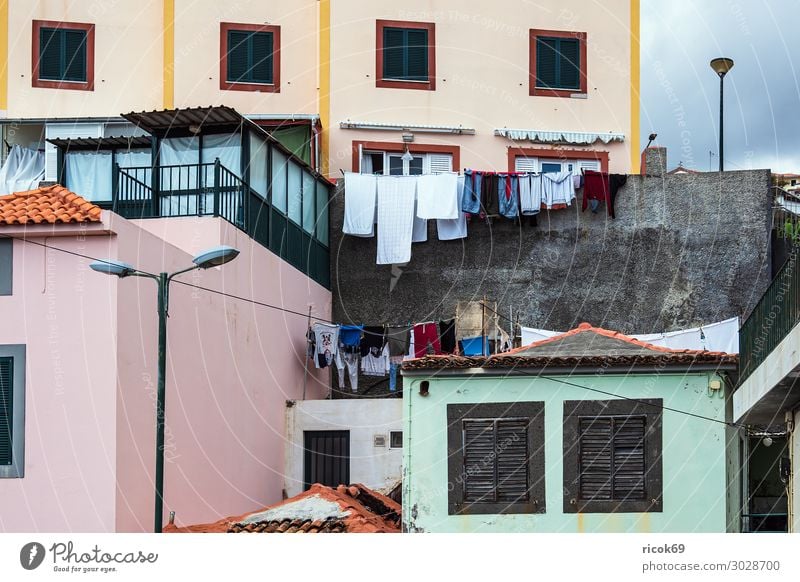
[
  {"x1": 328, "y1": 0, "x2": 634, "y2": 173},
  {"x1": 1, "y1": 1, "x2": 636, "y2": 175},
  {"x1": 6, "y1": 0, "x2": 163, "y2": 117},
  {"x1": 172, "y1": 0, "x2": 319, "y2": 114}
]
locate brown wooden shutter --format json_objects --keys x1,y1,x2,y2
[
  {"x1": 579, "y1": 416, "x2": 646, "y2": 501},
  {"x1": 463, "y1": 418, "x2": 529, "y2": 503},
  {"x1": 495, "y1": 419, "x2": 529, "y2": 502},
  {"x1": 578, "y1": 417, "x2": 613, "y2": 500},
  {"x1": 612, "y1": 417, "x2": 646, "y2": 499},
  {"x1": 462, "y1": 420, "x2": 495, "y2": 502}
]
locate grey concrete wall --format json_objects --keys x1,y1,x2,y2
[{"x1": 330, "y1": 161, "x2": 772, "y2": 338}]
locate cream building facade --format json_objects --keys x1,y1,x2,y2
[{"x1": 0, "y1": 0, "x2": 640, "y2": 178}]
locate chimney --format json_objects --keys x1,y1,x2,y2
[{"x1": 643, "y1": 146, "x2": 667, "y2": 177}]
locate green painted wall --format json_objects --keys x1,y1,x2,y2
[{"x1": 402, "y1": 371, "x2": 738, "y2": 533}]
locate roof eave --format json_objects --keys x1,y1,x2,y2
[{"x1": 402, "y1": 362, "x2": 739, "y2": 376}]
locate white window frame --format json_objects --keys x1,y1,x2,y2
[
  {"x1": 0, "y1": 344, "x2": 26, "y2": 479},
  {"x1": 514, "y1": 156, "x2": 601, "y2": 173},
  {"x1": 361, "y1": 150, "x2": 453, "y2": 175}
]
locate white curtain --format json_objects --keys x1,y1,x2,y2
[
  {"x1": 115, "y1": 148, "x2": 151, "y2": 169},
  {"x1": 65, "y1": 151, "x2": 113, "y2": 201},
  {"x1": 159, "y1": 137, "x2": 200, "y2": 215},
  {"x1": 202, "y1": 133, "x2": 241, "y2": 177},
  {"x1": 248, "y1": 132, "x2": 268, "y2": 197},
  {"x1": 0, "y1": 145, "x2": 45, "y2": 195}
]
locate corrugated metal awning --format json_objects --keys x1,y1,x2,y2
[
  {"x1": 46, "y1": 135, "x2": 152, "y2": 150},
  {"x1": 495, "y1": 128, "x2": 625, "y2": 145},
  {"x1": 122, "y1": 106, "x2": 244, "y2": 136}
]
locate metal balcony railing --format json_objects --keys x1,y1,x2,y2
[
  {"x1": 739, "y1": 250, "x2": 800, "y2": 382},
  {"x1": 104, "y1": 158, "x2": 331, "y2": 288}
]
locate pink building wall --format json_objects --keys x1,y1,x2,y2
[
  {"x1": 0, "y1": 223, "x2": 120, "y2": 532},
  {"x1": 0, "y1": 214, "x2": 331, "y2": 532},
  {"x1": 109, "y1": 215, "x2": 331, "y2": 532}
]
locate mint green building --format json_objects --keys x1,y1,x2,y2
[{"x1": 401, "y1": 324, "x2": 740, "y2": 533}]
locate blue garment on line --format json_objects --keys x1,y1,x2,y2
[
  {"x1": 498, "y1": 174, "x2": 519, "y2": 219},
  {"x1": 339, "y1": 325, "x2": 364, "y2": 347},
  {"x1": 461, "y1": 169, "x2": 482, "y2": 214},
  {"x1": 389, "y1": 363, "x2": 398, "y2": 392},
  {"x1": 460, "y1": 336, "x2": 489, "y2": 356}
]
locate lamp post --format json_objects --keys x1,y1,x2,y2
[
  {"x1": 90, "y1": 245, "x2": 240, "y2": 533},
  {"x1": 710, "y1": 57, "x2": 734, "y2": 172}
]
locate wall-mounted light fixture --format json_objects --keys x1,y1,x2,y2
[{"x1": 419, "y1": 380, "x2": 430, "y2": 397}]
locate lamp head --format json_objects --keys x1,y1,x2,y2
[
  {"x1": 192, "y1": 245, "x2": 240, "y2": 269},
  {"x1": 89, "y1": 259, "x2": 136, "y2": 278},
  {"x1": 710, "y1": 57, "x2": 734, "y2": 77}
]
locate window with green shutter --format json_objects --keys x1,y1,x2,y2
[
  {"x1": 38, "y1": 27, "x2": 88, "y2": 82},
  {"x1": 536, "y1": 36, "x2": 581, "y2": 90},
  {"x1": 0, "y1": 345, "x2": 25, "y2": 478},
  {"x1": 226, "y1": 30, "x2": 274, "y2": 85},
  {"x1": 0, "y1": 357, "x2": 12, "y2": 467},
  {"x1": 382, "y1": 27, "x2": 429, "y2": 81},
  {"x1": 447, "y1": 402, "x2": 545, "y2": 515}
]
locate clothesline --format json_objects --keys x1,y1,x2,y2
[{"x1": 343, "y1": 168, "x2": 628, "y2": 266}]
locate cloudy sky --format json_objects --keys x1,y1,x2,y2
[{"x1": 641, "y1": 0, "x2": 800, "y2": 173}]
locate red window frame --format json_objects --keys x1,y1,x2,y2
[
  {"x1": 352, "y1": 141, "x2": 459, "y2": 173},
  {"x1": 220, "y1": 22, "x2": 281, "y2": 93},
  {"x1": 375, "y1": 20, "x2": 436, "y2": 91},
  {"x1": 507, "y1": 147, "x2": 609, "y2": 174},
  {"x1": 32, "y1": 20, "x2": 95, "y2": 91},
  {"x1": 529, "y1": 29, "x2": 587, "y2": 98}
]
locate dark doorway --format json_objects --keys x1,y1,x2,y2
[
  {"x1": 744, "y1": 436, "x2": 789, "y2": 532},
  {"x1": 303, "y1": 430, "x2": 350, "y2": 490}
]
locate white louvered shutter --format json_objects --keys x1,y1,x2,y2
[
  {"x1": 577, "y1": 159, "x2": 601, "y2": 172},
  {"x1": 515, "y1": 156, "x2": 537, "y2": 173},
  {"x1": 428, "y1": 153, "x2": 453, "y2": 174}
]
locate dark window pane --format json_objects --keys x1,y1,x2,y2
[
  {"x1": 38, "y1": 27, "x2": 87, "y2": 82},
  {"x1": 249, "y1": 31, "x2": 274, "y2": 84},
  {"x1": 38, "y1": 28, "x2": 62, "y2": 80},
  {"x1": 227, "y1": 31, "x2": 251, "y2": 82},
  {"x1": 0, "y1": 357, "x2": 13, "y2": 466},
  {"x1": 383, "y1": 26, "x2": 429, "y2": 81},
  {"x1": 408, "y1": 156, "x2": 423, "y2": 175},
  {"x1": 558, "y1": 38, "x2": 580, "y2": 90},
  {"x1": 405, "y1": 29, "x2": 428, "y2": 81},
  {"x1": 383, "y1": 28, "x2": 407, "y2": 79},
  {"x1": 536, "y1": 38, "x2": 558, "y2": 88},
  {"x1": 0, "y1": 238, "x2": 11, "y2": 295},
  {"x1": 388, "y1": 156, "x2": 404, "y2": 175},
  {"x1": 63, "y1": 29, "x2": 87, "y2": 81}
]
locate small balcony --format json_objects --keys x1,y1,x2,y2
[
  {"x1": 49, "y1": 106, "x2": 332, "y2": 289},
  {"x1": 735, "y1": 197, "x2": 800, "y2": 423}
]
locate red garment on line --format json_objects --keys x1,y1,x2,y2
[
  {"x1": 582, "y1": 170, "x2": 610, "y2": 211},
  {"x1": 413, "y1": 323, "x2": 441, "y2": 358}
]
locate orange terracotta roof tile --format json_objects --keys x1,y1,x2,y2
[
  {"x1": 0, "y1": 185, "x2": 102, "y2": 226},
  {"x1": 403, "y1": 322, "x2": 738, "y2": 371},
  {"x1": 164, "y1": 483, "x2": 401, "y2": 534}
]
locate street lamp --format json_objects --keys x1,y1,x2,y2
[
  {"x1": 710, "y1": 57, "x2": 734, "y2": 172},
  {"x1": 90, "y1": 245, "x2": 240, "y2": 533}
]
